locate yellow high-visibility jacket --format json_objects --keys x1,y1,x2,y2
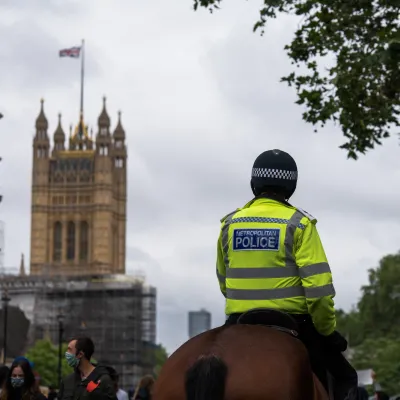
[{"x1": 216, "y1": 197, "x2": 336, "y2": 336}]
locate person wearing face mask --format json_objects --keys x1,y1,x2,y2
[
  {"x1": 58, "y1": 337, "x2": 117, "y2": 400},
  {"x1": 0, "y1": 358, "x2": 46, "y2": 400}
]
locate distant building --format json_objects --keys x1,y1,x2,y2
[
  {"x1": 188, "y1": 309, "x2": 211, "y2": 338},
  {"x1": 0, "y1": 273, "x2": 156, "y2": 386},
  {"x1": 30, "y1": 98, "x2": 127, "y2": 276},
  {"x1": 0, "y1": 98, "x2": 157, "y2": 385}
]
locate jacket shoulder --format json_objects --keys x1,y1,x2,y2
[
  {"x1": 295, "y1": 206, "x2": 317, "y2": 223},
  {"x1": 220, "y1": 209, "x2": 239, "y2": 223},
  {"x1": 98, "y1": 374, "x2": 113, "y2": 383},
  {"x1": 63, "y1": 372, "x2": 78, "y2": 385}
]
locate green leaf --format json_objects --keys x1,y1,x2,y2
[
  {"x1": 191, "y1": 0, "x2": 400, "y2": 159},
  {"x1": 25, "y1": 339, "x2": 71, "y2": 388}
]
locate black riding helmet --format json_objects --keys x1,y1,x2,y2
[{"x1": 250, "y1": 149, "x2": 298, "y2": 199}]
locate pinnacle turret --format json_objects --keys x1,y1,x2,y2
[
  {"x1": 113, "y1": 111, "x2": 125, "y2": 139},
  {"x1": 98, "y1": 96, "x2": 110, "y2": 128},
  {"x1": 35, "y1": 99, "x2": 48, "y2": 131},
  {"x1": 53, "y1": 113, "x2": 65, "y2": 152}
]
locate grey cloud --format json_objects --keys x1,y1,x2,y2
[
  {"x1": 0, "y1": 17, "x2": 103, "y2": 96},
  {"x1": 126, "y1": 245, "x2": 225, "y2": 351},
  {"x1": 0, "y1": 0, "x2": 86, "y2": 15}
]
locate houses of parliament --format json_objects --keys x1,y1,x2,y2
[
  {"x1": 0, "y1": 99, "x2": 157, "y2": 383},
  {"x1": 30, "y1": 98, "x2": 127, "y2": 276}
]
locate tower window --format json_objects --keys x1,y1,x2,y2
[
  {"x1": 113, "y1": 226, "x2": 118, "y2": 267},
  {"x1": 53, "y1": 221, "x2": 62, "y2": 262},
  {"x1": 80, "y1": 221, "x2": 89, "y2": 261},
  {"x1": 66, "y1": 221, "x2": 75, "y2": 261},
  {"x1": 37, "y1": 147, "x2": 48, "y2": 158},
  {"x1": 100, "y1": 127, "x2": 107, "y2": 136},
  {"x1": 99, "y1": 145, "x2": 109, "y2": 156},
  {"x1": 115, "y1": 140, "x2": 123, "y2": 148},
  {"x1": 38, "y1": 130, "x2": 46, "y2": 140},
  {"x1": 115, "y1": 158, "x2": 124, "y2": 168}
]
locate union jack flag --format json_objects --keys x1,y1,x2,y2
[{"x1": 59, "y1": 46, "x2": 81, "y2": 58}]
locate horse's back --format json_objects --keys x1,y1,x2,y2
[{"x1": 154, "y1": 324, "x2": 329, "y2": 400}]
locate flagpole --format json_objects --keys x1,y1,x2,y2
[{"x1": 80, "y1": 39, "x2": 85, "y2": 117}]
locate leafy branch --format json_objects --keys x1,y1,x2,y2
[{"x1": 192, "y1": 0, "x2": 400, "y2": 159}]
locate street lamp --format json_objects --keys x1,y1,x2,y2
[
  {"x1": 1, "y1": 290, "x2": 10, "y2": 364},
  {"x1": 56, "y1": 312, "x2": 64, "y2": 388}
]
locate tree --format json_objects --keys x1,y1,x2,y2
[
  {"x1": 352, "y1": 337, "x2": 400, "y2": 395},
  {"x1": 331, "y1": 251, "x2": 400, "y2": 395},
  {"x1": 335, "y1": 308, "x2": 364, "y2": 347},
  {"x1": 153, "y1": 344, "x2": 168, "y2": 377},
  {"x1": 25, "y1": 339, "x2": 70, "y2": 387},
  {"x1": 192, "y1": 0, "x2": 400, "y2": 159},
  {"x1": 357, "y1": 252, "x2": 400, "y2": 338}
]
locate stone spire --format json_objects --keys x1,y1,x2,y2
[
  {"x1": 98, "y1": 96, "x2": 110, "y2": 128},
  {"x1": 113, "y1": 111, "x2": 125, "y2": 139},
  {"x1": 19, "y1": 253, "x2": 26, "y2": 276},
  {"x1": 35, "y1": 99, "x2": 48, "y2": 131}
]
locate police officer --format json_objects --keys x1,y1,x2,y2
[{"x1": 216, "y1": 149, "x2": 358, "y2": 400}]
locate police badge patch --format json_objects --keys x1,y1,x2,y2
[{"x1": 233, "y1": 229, "x2": 280, "y2": 251}]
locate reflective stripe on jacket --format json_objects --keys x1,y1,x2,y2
[{"x1": 216, "y1": 197, "x2": 336, "y2": 336}]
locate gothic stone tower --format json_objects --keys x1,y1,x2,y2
[{"x1": 30, "y1": 98, "x2": 127, "y2": 276}]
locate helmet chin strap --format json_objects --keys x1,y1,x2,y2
[{"x1": 250, "y1": 181, "x2": 257, "y2": 196}]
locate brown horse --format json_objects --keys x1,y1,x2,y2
[{"x1": 153, "y1": 310, "x2": 330, "y2": 400}]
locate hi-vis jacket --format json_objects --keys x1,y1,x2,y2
[{"x1": 216, "y1": 197, "x2": 336, "y2": 336}]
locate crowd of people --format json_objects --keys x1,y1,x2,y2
[
  {"x1": 0, "y1": 337, "x2": 153, "y2": 400},
  {"x1": 1, "y1": 335, "x2": 398, "y2": 399}
]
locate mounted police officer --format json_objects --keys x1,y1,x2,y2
[{"x1": 216, "y1": 149, "x2": 358, "y2": 400}]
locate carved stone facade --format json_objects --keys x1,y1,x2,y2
[{"x1": 30, "y1": 98, "x2": 127, "y2": 276}]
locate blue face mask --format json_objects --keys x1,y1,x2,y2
[
  {"x1": 11, "y1": 377, "x2": 24, "y2": 388},
  {"x1": 65, "y1": 352, "x2": 80, "y2": 368}
]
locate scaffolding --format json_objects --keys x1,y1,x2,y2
[
  {"x1": 0, "y1": 274, "x2": 157, "y2": 388},
  {"x1": 0, "y1": 221, "x2": 5, "y2": 275}
]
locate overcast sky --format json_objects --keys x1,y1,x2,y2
[{"x1": 1, "y1": 0, "x2": 400, "y2": 354}]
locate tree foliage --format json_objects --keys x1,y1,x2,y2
[
  {"x1": 192, "y1": 0, "x2": 400, "y2": 159},
  {"x1": 153, "y1": 344, "x2": 168, "y2": 377},
  {"x1": 25, "y1": 339, "x2": 70, "y2": 388},
  {"x1": 357, "y1": 253, "x2": 400, "y2": 339},
  {"x1": 352, "y1": 337, "x2": 400, "y2": 395},
  {"x1": 334, "y1": 251, "x2": 400, "y2": 395},
  {"x1": 335, "y1": 309, "x2": 364, "y2": 347}
]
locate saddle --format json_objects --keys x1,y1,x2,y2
[{"x1": 236, "y1": 308, "x2": 299, "y2": 338}]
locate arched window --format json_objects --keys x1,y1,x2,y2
[
  {"x1": 115, "y1": 158, "x2": 124, "y2": 168},
  {"x1": 53, "y1": 222, "x2": 62, "y2": 262},
  {"x1": 80, "y1": 221, "x2": 89, "y2": 261},
  {"x1": 67, "y1": 221, "x2": 75, "y2": 261}
]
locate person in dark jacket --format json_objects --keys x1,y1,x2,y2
[
  {"x1": 132, "y1": 376, "x2": 154, "y2": 400},
  {"x1": 356, "y1": 386, "x2": 369, "y2": 400},
  {"x1": 375, "y1": 392, "x2": 390, "y2": 400},
  {"x1": 0, "y1": 358, "x2": 46, "y2": 400},
  {"x1": 58, "y1": 336, "x2": 117, "y2": 400},
  {"x1": 47, "y1": 386, "x2": 57, "y2": 400},
  {"x1": 0, "y1": 365, "x2": 10, "y2": 394}
]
